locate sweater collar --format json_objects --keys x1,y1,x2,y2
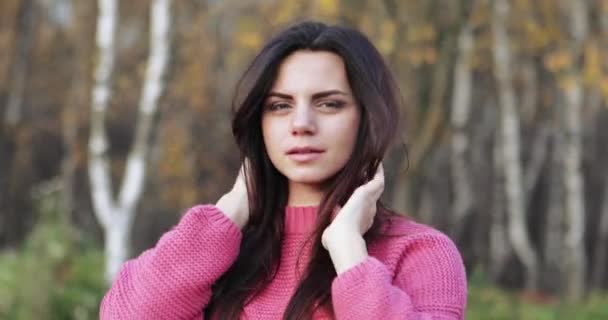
[{"x1": 284, "y1": 206, "x2": 319, "y2": 234}]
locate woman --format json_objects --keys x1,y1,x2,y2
[{"x1": 100, "y1": 21, "x2": 467, "y2": 319}]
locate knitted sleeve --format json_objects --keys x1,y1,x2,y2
[
  {"x1": 330, "y1": 232, "x2": 467, "y2": 320},
  {"x1": 99, "y1": 204, "x2": 242, "y2": 320}
]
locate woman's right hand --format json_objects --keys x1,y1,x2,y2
[{"x1": 215, "y1": 162, "x2": 250, "y2": 229}]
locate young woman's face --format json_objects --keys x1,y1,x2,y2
[{"x1": 262, "y1": 50, "x2": 361, "y2": 189}]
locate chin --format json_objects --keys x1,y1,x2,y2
[{"x1": 282, "y1": 167, "x2": 338, "y2": 185}]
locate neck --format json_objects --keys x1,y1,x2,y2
[
  {"x1": 287, "y1": 181, "x2": 325, "y2": 206},
  {"x1": 284, "y1": 206, "x2": 318, "y2": 234}
]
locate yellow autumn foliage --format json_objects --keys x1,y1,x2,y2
[
  {"x1": 583, "y1": 42, "x2": 602, "y2": 86},
  {"x1": 377, "y1": 20, "x2": 397, "y2": 56},
  {"x1": 316, "y1": 0, "x2": 339, "y2": 18},
  {"x1": 543, "y1": 50, "x2": 572, "y2": 72}
]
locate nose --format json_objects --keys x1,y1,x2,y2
[{"x1": 291, "y1": 104, "x2": 316, "y2": 136}]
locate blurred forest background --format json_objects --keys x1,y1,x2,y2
[{"x1": 1, "y1": 0, "x2": 608, "y2": 319}]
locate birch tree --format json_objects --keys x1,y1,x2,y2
[
  {"x1": 89, "y1": 0, "x2": 172, "y2": 284},
  {"x1": 560, "y1": 0, "x2": 588, "y2": 301},
  {"x1": 449, "y1": 10, "x2": 474, "y2": 237},
  {"x1": 492, "y1": 0, "x2": 539, "y2": 291}
]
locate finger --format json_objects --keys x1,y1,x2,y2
[
  {"x1": 368, "y1": 163, "x2": 384, "y2": 183},
  {"x1": 235, "y1": 165, "x2": 245, "y2": 183},
  {"x1": 364, "y1": 163, "x2": 385, "y2": 195},
  {"x1": 374, "y1": 163, "x2": 384, "y2": 183},
  {"x1": 235, "y1": 159, "x2": 250, "y2": 187}
]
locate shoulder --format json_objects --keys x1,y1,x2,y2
[
  {"x1": 369, "y1": 215, "x2": 467, "y2": 311},
  {"x1": 378, "y1": 214, "x2": 457, "y2": 246},
  {"x1": 369, "y1": 215, "x2": 465, "y2": 276}
]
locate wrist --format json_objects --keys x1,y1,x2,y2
[
  {"x1": 215, "y1": 191, "x2": 248, "y2": 229},
  {"x1": 323, "y1": 230, "x2": 368, "y2": 274},
  {"x1": 322, "y1": 225, "x2": 360, "y2": 250}
]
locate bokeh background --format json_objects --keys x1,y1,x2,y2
[{"x1": 1, "y1": 0, "x2": 608, "y2": 319}]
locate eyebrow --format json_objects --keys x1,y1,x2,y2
[{"x1": 267, "y1": 90, "x2": 351, "y2": 100}]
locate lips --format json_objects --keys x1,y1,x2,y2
[
  {"x1": 286, "y1": 147, "x2": 325, "y2": 155},
  {"x1": 286, "y1": 146, "x2": 325, "y2": 162}
]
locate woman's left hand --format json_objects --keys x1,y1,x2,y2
[{"x1": 321, "y1": 164, "x2": 384, "y2": 274}]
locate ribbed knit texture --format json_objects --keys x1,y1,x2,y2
[{"x1": 100, "y1": 205, "x2": 467, "y2": 319}]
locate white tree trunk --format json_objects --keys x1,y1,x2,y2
[
  {"x1": 89, "y1": 0, "x2": 172, "y2": 284},
  {"x1": 492, "y1": 0, "x2": 539, "y2": 291},
  {"x1": 120, "y1": 0, "x2": 172, "y2": 211},
  {"x1": 89, "y1": 0, "x2": 119, "y2": 284},
  {"x1": 449, "y1": 20, "x2": 474, "y2": 237},
  {"x1": 562, "y1": 82, "x2": 587, "y2": 299},
  {"x1": 561, "y1": 0, "x2": 588, "y2": 300}
]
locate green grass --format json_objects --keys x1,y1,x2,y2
[{"x1": 467, "y1": 275, "x2": 608, "y2": 320}]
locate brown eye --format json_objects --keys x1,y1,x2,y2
[
  {"x1": 266, "y1": 102, "x2": 291, "y2": 111},
  {"x1": 319, "y1": 100, "x2": 345, "y2": 109}
]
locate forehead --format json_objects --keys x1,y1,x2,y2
[{"x1": 271, "y1": 50, "x2": 351, "y2": 93}]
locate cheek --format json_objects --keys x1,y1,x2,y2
[
  {"x1": 332, "y1": 117, "x2": 360, "y2": 153},
  {"x1": 262, "y1": 118, "x2": 282, "y2": 159}
]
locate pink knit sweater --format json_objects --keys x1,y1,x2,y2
[{"x1": 100, "y1": 205, "x2": 467, "y2": 319}]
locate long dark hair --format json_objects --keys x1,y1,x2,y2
[{"x1": 205, "y1": 21, "x2": 402, "y2": 319}]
